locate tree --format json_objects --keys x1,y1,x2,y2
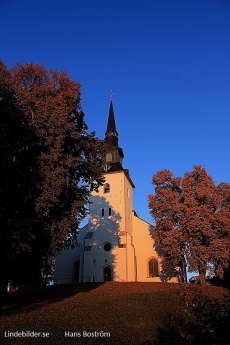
[
  {"x1": 0, "y1": 61, "x2": 104, "y2": 306},
  {"x1": 148, "y1": 166, "x2": 230, "y2": 285}
]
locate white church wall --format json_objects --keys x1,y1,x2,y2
[
  {"x1": 132, "y1": 214, "x2": 178, "y2": 283},
  {"x1": 116, "y1": 246, "x2": 126, "y2": 281},
  {"x1": 54, "y1": 224, "x2": 88, "y2": 284},
  {"x1": 132, "y1": 214, "x2": 162, "y2": 282},
  {"x1": 84, "y1": 193, "x2": 120, "y2": 282},
  {"x1": 120, "y1": 173, "x2": 133, "y2": 237},
  {"x1": 125, "y1": 233, "x2": 136, "y2": 281},
  {"x1": 54, "y1": 247, "x2": 79, "y2": 284}
]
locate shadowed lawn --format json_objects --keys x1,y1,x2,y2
[{"x1": 0, "y1": 282, "x2": 228, "y2": 345}]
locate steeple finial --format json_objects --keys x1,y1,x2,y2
[{"x1": 109, "y1": 90, "x2": 114, "y2": 101}]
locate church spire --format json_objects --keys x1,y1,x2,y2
[
  {"x1": 105, "y1": 100, "x2": 118, "y2": 147},
  {"x1": 104, "y1": 98, "x2": 124, "y2": 172}
]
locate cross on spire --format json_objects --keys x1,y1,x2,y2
[{"x1": 109, "y1": 90, "x2": 114, "y2": 101}]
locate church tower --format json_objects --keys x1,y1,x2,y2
[{"x1": 85, "y1": 100, "x2": 136, "y2": 282}]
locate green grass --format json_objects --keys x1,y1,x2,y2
[{"x1": 0, "y1": 282, "x2": 228, "y2": 345}]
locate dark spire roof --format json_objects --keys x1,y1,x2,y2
[
  {"x1": 105, "y1": 100, "x2": 117, "y2": 134},
  {"x1": 103, "y1": 98, "x2": 128, "y2": 174},
  {"x1": 105, "y1": 100, "x2": 118, "y2": 147}
]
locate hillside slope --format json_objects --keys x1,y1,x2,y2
[{"x1": 0, "y1": 282, "x2": 228, "y2": 345}]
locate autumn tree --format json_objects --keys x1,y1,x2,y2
[
  {"x1": 148, "y1": 166, "x2": 230, "y2": 285},
  {"x1": 0, "y1": 61, "x2": 104, "y2": 306}
]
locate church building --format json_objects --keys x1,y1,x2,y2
[{"x1": 54, "y1": 100, "x2": 182, "y2": 284}]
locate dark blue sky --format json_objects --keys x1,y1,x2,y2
[{"x1": 1, "y1": 0, "x2": 230, "y2": 224}]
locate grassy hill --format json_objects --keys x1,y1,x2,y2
[{"x1": 0, "y1": 282, "x2": 228, "y2": 345}]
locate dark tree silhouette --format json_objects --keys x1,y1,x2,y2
[{"x1": 0, "y1": 61, "x2": 104, "y2": 307}]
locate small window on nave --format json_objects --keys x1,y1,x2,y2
[
  {"x1": 104, "y1": 183, "x2": 110, "y2": 194},
  {"x1": 148, "y1": 258, "x2": 159, "y2": 277}
]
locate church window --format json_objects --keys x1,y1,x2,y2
[
  {"x1": 109, "y1": 208, "x2": 112, "y2": 216},
  {"x1": 102, "y1": 208, "x2": 104, "y2": 217},
  {"x1": 103, "y1": 242, "x2": 112, "y2": 251},
  {"x1": 106, "y1": 153, "x2": 112, "y2": 162},
  {"x1": 84, "y1": 246, "x2": 92, "y2": 251},
  {"x1": 84, "y1": 232, "x2": 94, "y2": 239},
  {"x1": 104, "y1": 183, "x2": 110, "y2": 194},
  {"x1": 148, "y1": 258, "x2": 159, "y2": 277}
]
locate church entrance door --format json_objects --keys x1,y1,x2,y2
[{"x1": 103, "y1": 267, "x2": 112, "y2": 282}]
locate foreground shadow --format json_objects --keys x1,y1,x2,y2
[{"x1": 2, "y1": 282, "x2": 104, "y2": 314}]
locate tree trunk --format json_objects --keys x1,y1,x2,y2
[
  {"x1": 0, "y1": 276, "x2": 8, "y2": 310},
  {"x1": 198, "y1": 271, "x2": 206, "y2": 286}
]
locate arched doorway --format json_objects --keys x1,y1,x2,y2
[{"x1": 103, "y1": 267, "x2": 112, "y2": 282}]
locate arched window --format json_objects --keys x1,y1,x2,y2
[
  {"x1": 106, "y1": 153, "x2": 112, "y2": 162},
  {"x1": 148, "y1": 258, "x2": 159, "y2": 277},
  {"x1": 104, "y1": 183, "x2": 110, "y2": 193}
]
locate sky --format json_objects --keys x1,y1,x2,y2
[{"x1": 1, "y1": 0, "x2": 230, "y2": 226}]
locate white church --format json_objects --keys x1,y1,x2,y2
[{"x1": 54, "y1": 100, "x2": 185, "y2": 284}]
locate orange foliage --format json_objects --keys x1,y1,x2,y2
[{"x1": 148, "y1": 166, "x2": 230, "y2": 285}]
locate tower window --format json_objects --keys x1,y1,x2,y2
[
  {"x1": 109, "y1": 208, "x2": 112, "y2": 216},
  {"x1": 148, "y1": 258, "x2": 159, "y2": 277},
  {"x1": 104, "y1": 183, "x2": 110, "y2": 193},
  {"x1": 106, "y1": 153, "x2": 112, "y2": 162},
  {"x1": 102, "y1": 208, "x2": 104, "y2": 217}
]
